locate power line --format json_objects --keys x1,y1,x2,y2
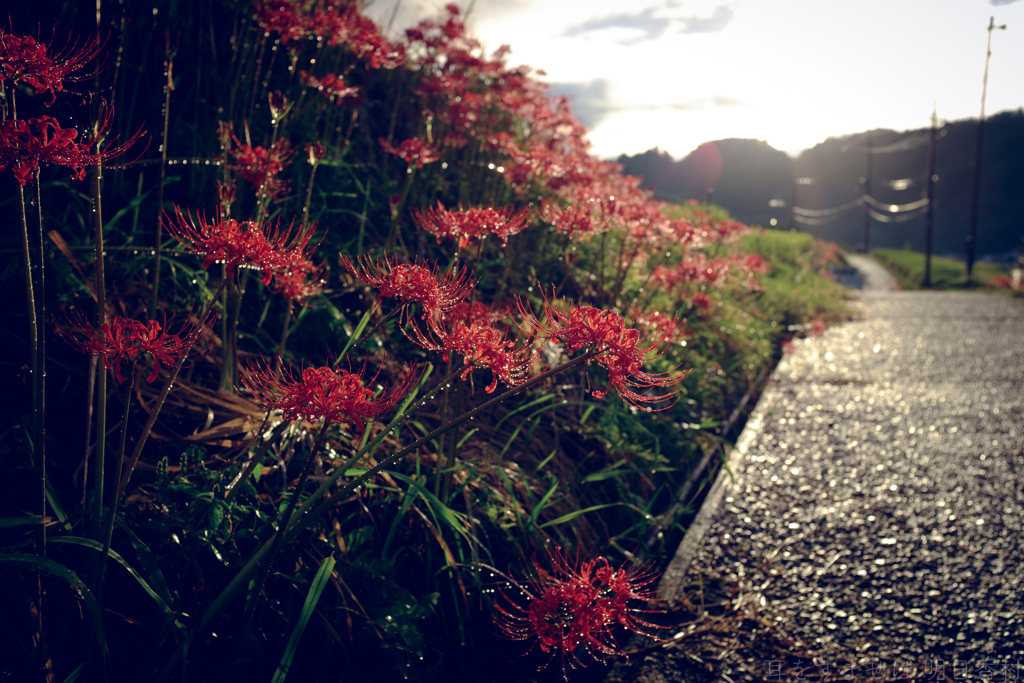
[
  {"x1": 792, "y1": 199, "x2": 862, "y2": 217},
  {"x1": 864, "y1": 206, "x2": 930, "y2": 223},
  {"x1": 861, "y1": 195, "x2": 929, "y2": 212}
]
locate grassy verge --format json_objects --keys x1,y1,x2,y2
[{"x1": 872, "y1": 248, "x2": 1010, "y2": 290}]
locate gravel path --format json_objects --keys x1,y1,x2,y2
[
  {"x1": 844, "y1": 255, "x2": 898, "y2": 291},
  {"x1": 608, "y1": 292, "x2": 1024, "y2": 682}
]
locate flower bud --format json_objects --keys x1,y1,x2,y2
[
  {"x1": 268, "y1": 90, "x2": 288, "y2": 123},
  {"x1": 305, "y1": 141, "x2": 326, "y2": 165}
]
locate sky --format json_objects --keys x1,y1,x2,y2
[{"x1": 369, "y1": 0, "x2": 1024, "y2": 160}]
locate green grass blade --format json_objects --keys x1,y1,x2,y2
[
  {"x1": 270, "y1": 553, "x2": 337, "y2": 683},
  {"x1": 0, "y1": 516, "x2": 43, "y2": 528},
  {"x1": 455, "y1": 427, "x2": 478, "y2": 449},
  {"x1": 533, "y1": 449, "x2": 557, "y2": 474},
  {"x1": 334, "y1": 308, "x2": 373, "y2": 366},
  {"x1": 60, "y1": 662, "x2": 87, "y2": 683},
  {"x1": 388, "y1": 471, "x2": 469, "y2": 538},
  {"x1": 45, "y1": 479, "x2": 73, "y2": 532},
  {"x1": 538, "y1": 503, "x2": 621, "y2": 529},
  {"x1": 115, "y1": 518, "x2": 174, "y2": 605},
  {"x1": 382, "y1": 485, "x2": 418, "y2": 557},
  {"x1": 529, "y1": 481, "x2": 559, "y2": 526},
  {"x1": 48, "y1": 537, "x2": 175, "y2": 616},
  {"x1": 0, "y1": 554, "x2": 106, "y2": 668}
]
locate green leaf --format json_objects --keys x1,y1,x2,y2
[
  {"x1": 115, "y1": 518, "x2": 174, "y2": 606},
  {"x1": 270, "y1": 554, "x2": 336, "y2": 683},
  {"x1": 0, "y1": 516, "x2": 43, "y2": 528},
  {"x1": 538, "y1": 503, "x2": 621, "y2": 529},
  {"x1": 0, "y1": 554, "x2": 106, "y2": 666},
  {"x1": 533, "y1": 450, "x2": 557, "y2": 474},
  {"x1": 253, "y1": 460, "x2": 263, "y2": 483},
  {"x1": 45, "y1": 479, "x2": 73, "y2": 532},
  {"x1": 529, "y1": 481, "x2": 559, "y2": 526},
  {"x1": 382, "y1": 486, "x2": 418, "y2": 557},
  {"x1": 387, "y1": 471, "x2": 468, "y2": 538},
  {"x1": 48, "y1": 537, "x2": 176, "y2": 616},
  {"x1": 583, "y1": 460, "x2": 629, "y2": 483},
  {"x1": 60, "y1": 662, "x2": 87, "y2": 683},
  {"x1": 456, "y1": 428, "x2": 478, "y2": 449},
  {"x1": 335, "y1": 308, "x2": 373, "y2": 365}
]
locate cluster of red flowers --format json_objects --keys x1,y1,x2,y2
[
  {"x1": 411, "y1": 317, "x2": 532, "y2": 393},
  {"x1": 494, "y1": 551, "x2": 661, "y2": 676},
  {"x1": 378, "y1": 137, "x2": 442, "y2": 168},
  {"x1": 253, "y1": 0, "x2": 405, "y2": 68},
  {"x1": 0, "y1": 113, "x2": 144, "y2": 185},
  {"x1": 166, "y1": 208, "x2": 326, "y2": 301},
  {"x1": 60, "y1": 311, "x2": 215, "y2": 383},
  {"x1": 0, "y1": 29, "x2": 101, "y2": 105},
  {"x1": 522, "y1": 297, "x2": 688, "y2": 410},
  {"x1": 298, "y1": 70, "x2": 362, "y2": 106},
  {"x1": 341, "y1": 253, "x2": 474, "y2": 316},
  {"x1": 241, "y1": 359, "x2": 421, "y2": 435},
  {"x1": 412, "y1": 203, "x2": 531, "y2": 249},
  {"x1": 220, "y1": 123, "x2": 293, "y2": 200}
]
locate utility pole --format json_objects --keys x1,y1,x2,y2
[
  {"x1": 966, "y1": 16, "x2": 1007, "y2": 284},
  {"x1": 924, "y1": 105, "x2": 939, "y2": 288},
  {"x1": 863, "y1": 131, "x2": 873, "y2": 253}
]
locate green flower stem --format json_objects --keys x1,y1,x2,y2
[
  {"x1": 16, "y1": 178, "x2": 39, "y2": 537},
  {"x1": 221, "y1": 269, "x2": 250, "y2": 390},
  {"x1": 94, "y1": 366, "x2": 135, "y2": 602},
  {"x1": 302, "y1": 159, "x2": 319, "y2": 228},
  {"x1": 32, "y1": 172, "x2": 46, "y2": 559},
  {"x1": 149, "y1": 54, "x2": 174, "y2": 318},
  {"x1": 440, "y1": 378, "x2": 465, "y2": 502}
]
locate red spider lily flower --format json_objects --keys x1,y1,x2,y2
[
  {"x1": 299, "y1": 70, "x2": 361, "y2": 105},
  {"x1": 0, "y1": 29, "x2": 102, "y2": 105},
  {"x1": 224, "y1": 131, "x2": 293, "y2": 199},
  {"x1": 340, "y1": 252, "x2": 474, "y2": 316},
  {"x1": 59, "y1": 309, "x2": 216, "y2": 383},
  {"x1": 270, "y1": 246, "x2": 327, "y2": 302},
  {"x1": 412, "y1": 203, "x2": 531, "y2": 249},
  {"x1": 378, "y1": 137, "x2": 441, "y2": 168},
  {"x1": 240, "y1": 359, "x2": 421, "y2": 435},
  {"x1": 254, "y1": 0, "x2": 404, "y2": 68},
  {"x1": 539, "y1": 200, "x2": 603, "y2": 240},
  {"x1": 809, "y1": 318, "x2": 826, "y2": 337},
  {"x1": 441, "y1": 301, "x2": 503, "y2": 325},
  {"x1": 781, "y1": 338, "x2": 796, "y2": 355},
  {"x1": 493, "y1": 550, "x2": 662, "y2": 678},
  {"x1": 0, "y1": 113, "x2": 145, "y2": 185},
  {"x1": 165, "y1": 208, "x2": 322, "y2": 285},
  {"x1": 690, "y1": 292, "x2": 712, "y2": 311},
  {"x1": 520, "y1": 297, "x2": 688, "y2": 410},
  {"x1": 407, "y1": 316, "x2": 532, "y2": 393}
]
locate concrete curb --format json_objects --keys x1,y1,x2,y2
[{"x1": 656, "y1": 391, "x2": 773, "y2": 604}]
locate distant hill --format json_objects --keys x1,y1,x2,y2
[{"x1": 617, "y1": 110, "x2": 1024, "y2": 259}]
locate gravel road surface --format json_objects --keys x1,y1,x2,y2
[{"x1": 607, "y1": 292, "x2": 1024, "y2": 682}]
